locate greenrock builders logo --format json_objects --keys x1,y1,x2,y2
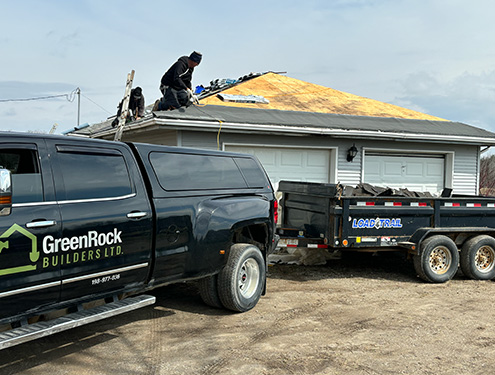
[
  {"x1": 0, "y1": 224, "x2": 124, "y2": 276},
  {"x1": 42, "y1": 228, "x2": 123, "y2": 268}
]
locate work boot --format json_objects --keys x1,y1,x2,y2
[{"x1": 152, "y1": 99, "x2": 160, "y2": 111}]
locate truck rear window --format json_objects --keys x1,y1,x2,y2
[{"x1": 149, "y1": 152, "x2": 266, "y2": 191}]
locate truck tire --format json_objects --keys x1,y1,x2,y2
[
  {"x1": 198, "y1": 274, "x2": 223, "y2": 308},
  {"x1": 413, "y1": 235, "x2": 459, "y2": 283},
  {"x1": 218, "y1": 244, "x2": 265, "y2": 312},
  {"x1": 460, "y1": 235, "x2": 495, "y2": 280}
]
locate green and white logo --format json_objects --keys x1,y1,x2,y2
[
  {"x1": 0, "y1": 225, "x2": 125, "y2": 276},
  {"x1": 0, "y1": 224, "x2": 39, "y2": 276}
]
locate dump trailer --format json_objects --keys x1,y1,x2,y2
[{"x1": 277, "y1": 180, "x2": 495, "y2": 283}]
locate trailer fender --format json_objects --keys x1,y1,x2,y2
[{"x1": 407, "y1": 227, "x2": 495, "y2": 254}]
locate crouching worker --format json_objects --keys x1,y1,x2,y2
[
  {"x1": 112, "y1": 87, "x2": 145, "y2": 127},
  {"x1": 155, "y1": 51, "x2": 202, "y2": 111}
]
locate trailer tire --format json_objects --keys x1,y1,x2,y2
[
  {"x1": 460, "y1": 235, "x2": 495, "y2": 280},
  {"x1": 198, "y1": 274, "x2": 223, "y2": 309},
  {"x1": 218, "y1": 244, "x2": 265, "y2": 312},
  {"x1": 413, "y1": 235, "x2": 459, "y2": 283}
]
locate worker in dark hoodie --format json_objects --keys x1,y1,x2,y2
[
  {"x1": 111, "y1": 86, "x2": 145, "y2": 127},
  {"x1": 155, "y1": 51, "x2": 202, "y2": 111}
]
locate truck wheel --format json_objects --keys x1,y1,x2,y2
[
  {"x1": 198, "y1": 274, "x2": 223, "y2": 308},
  {"x1": 413, "y1": 235, "x2": 459, "y2": 283},
  {"x1": 218, "y1": 244, "x2": 265, "y2": 312},
  {"x1": 460, "y1": 235, "x2": 495, "y2": 280}
]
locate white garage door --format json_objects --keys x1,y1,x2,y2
[
  {"x1": 364, "y1": 153, "x2": 445, "y2": 194},
  {"x1": 225, "y1": 145, "x2": 330, "y2": 190}
]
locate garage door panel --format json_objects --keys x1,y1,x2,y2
[
  {"x1": 281, "y1": 151, "x2": 303, "y2": 167},
  {"x1": 365, "y1": 154, "x2": 444, "y2": 193},
  {"x1": 254, "y1": 150, "x2": 277, "y2": 166},
  {"x1": 383, "y1": 161, "x2": 403, "y2": 177},
  {"x1": 226, "y1": 145, "x2": 330, "y2": 188},
  {"x1": 427, "y1": 163, "x2": 443, "y2": 176},
  {"x1": 406, "y1": 162, "x2": 424, "y2": 177},
  {"x1": 366, "y1": 160, "x2": 381, "y2": 176},
  {"x1": 307, "y1": 152, "x2": 328, "y2": 167}
]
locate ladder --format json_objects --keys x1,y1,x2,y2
[{"x1": 114, "y1": 70, "x2": 135, "y2": 142}]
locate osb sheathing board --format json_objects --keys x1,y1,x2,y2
[{"x1": 199, "y1": 73, "x2": 446, "y2": 121}]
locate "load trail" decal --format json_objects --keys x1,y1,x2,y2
[{"x1": 352, "y1": 217, "x2": 403, "y2": 229}]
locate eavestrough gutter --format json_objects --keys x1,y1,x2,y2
[{"x1": 89, "y1": 117, "x2": 495, "y2": 146}]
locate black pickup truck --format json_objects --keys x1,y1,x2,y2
[{"x1": 0, "y1": 132, "x2": 278, "y2": 349}]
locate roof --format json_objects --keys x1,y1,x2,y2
[
  {"x1": 67, "y1": 72, "x2": 495, "y2": 145},
  {"x1": 199, "y1": 72, "x2": 446, "y2": 121},
  {"x1": 73, "y1": 104, "x2": 495, "y2": 146}
]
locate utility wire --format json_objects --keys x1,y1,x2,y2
[
  {"x1": 80, "y1": 93, "x2": 113, "y2": 115},
  {"x1": 0, "y1": 88, "x2": 113, "y2": 115},
  {"x1": 0, "y1": 90, "x2": 78, "y2": 103}
]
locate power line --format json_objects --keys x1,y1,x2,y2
[
  {"x1": 0, "y1": 88, "x2": 113, "y2": 115},
  {"x1": 0, "y1": 89, "x2": 78, "y2": 103},
  {"x1": 81, "y1": 93, "x2": 113, "y2": 115}
]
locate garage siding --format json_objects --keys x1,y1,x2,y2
[
  {"x1": 123, "y1": 130, "x2": 178, "y2": 145},
  {"x1": 337, "y1": 146, "x2": 361, "y2": 185},
  {"x1": 452, "y1": 146, "x2": 479, "y2": 195}
]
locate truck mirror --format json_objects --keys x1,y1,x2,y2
[{"x1": 0, "y1": 169, "x2": 12, "y2": 216}]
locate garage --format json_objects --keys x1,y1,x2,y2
[
  {"x1": 363, "y1": 152, "x2": 445, "y2": 194},
  {"x1": 225, "y1": 145, "x2": 332, "y2": 190}
]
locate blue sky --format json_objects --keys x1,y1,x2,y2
[{"x1": 1, "y1": 0, "x2": 495, "y2": 134}]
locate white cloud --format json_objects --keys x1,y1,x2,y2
[
  {"x1": 2, "y1": 0, "x2": 495, "y2": 135},
  {"x1": 392, "y1": 70, "x2": 495, "y2": 131}
]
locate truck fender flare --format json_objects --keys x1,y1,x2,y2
[{"x1": 194, "y1": 197, "x2": 271, "y2": 245}]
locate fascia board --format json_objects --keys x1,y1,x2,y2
[{"x1": 93, "y1": 117, "x2": 495, "y2": 146}]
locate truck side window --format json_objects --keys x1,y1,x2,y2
[
  {"x1": 0, "y1": 148, "x2": 43, "y2": 203},
  {"x1": 234, "y1": 157, "x2": 268, "y2": 188},
  {"x1": 56, "y1": 149, "x2": 132, "y2": 200},
  {"x1": 149, "y1": 152, "x2": 248, "y2": 191}
]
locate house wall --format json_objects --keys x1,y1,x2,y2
[
  {"x1": 452, "y1": 145, "x2": 480, "y2": 194},
  {"x1": 169, "y1": 130, "x2": 480, "y2": 195},
  {"x1": 122, "y1": 130, "x2": 178, "y2": 145}
]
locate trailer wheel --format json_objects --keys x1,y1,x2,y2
[
  {"x1": 413, "y1": 235, "x2": 459, "y2": 283},
  {"x1": 198, "y1": 274, "x2": 223, "y2": 309},
  {"x1": 218, "y1": 244, "x2": 265, "y2": 312},
  {"x1": 460, "y1": 235, "x2": 495, "y2": 280}
]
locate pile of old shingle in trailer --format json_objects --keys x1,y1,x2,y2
[{"x1": 342, "y1": 183, "x2": 434, "y2": 198}]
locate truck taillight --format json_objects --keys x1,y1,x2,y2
[{"x1": 273, "y1": 199, "x2": 279, "y2": 224}]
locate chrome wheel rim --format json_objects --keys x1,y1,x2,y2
[
  {"x1": 429, "y1": 246, "x2": 452, "y2": 275},
  {"x1": 238, "y1": 258, "x2": 260, "y2": 299},
  {"x1": 475, "y1": 246, "x2": 495, "y2": 273}
]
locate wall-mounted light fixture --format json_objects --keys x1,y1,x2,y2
[{"x1": 347, "y1": 144, "x2": 358, "y2": 162}]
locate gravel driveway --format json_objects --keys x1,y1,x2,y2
[{"x1": 2, "y1": 252, "x2": 495, "y2": 375}]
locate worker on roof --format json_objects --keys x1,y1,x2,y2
[
  {"x1": 154, "y1": 51, "x2": 202, "y2": 111},
  {"x1": 112, "y1": 87, "x2": 145, "y2": 127}
]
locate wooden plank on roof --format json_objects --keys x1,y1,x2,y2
[{"x1": 199, "y1": 72, "x2": 446, "y2": 121}]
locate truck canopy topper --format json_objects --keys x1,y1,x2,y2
[
  {"x1": 0, "y1": 132, "x2": 278, "y2": 350},
  {"x1": 277, "y1": 180, "x2": 495, "y2": 283}
]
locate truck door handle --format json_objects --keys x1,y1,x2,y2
[
  {"x1": 127, "y1": 212, "x2": 147, "y2": 219},
  {"x1": 26, "y1": 220, "x2": 57, "y2": 228}
]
